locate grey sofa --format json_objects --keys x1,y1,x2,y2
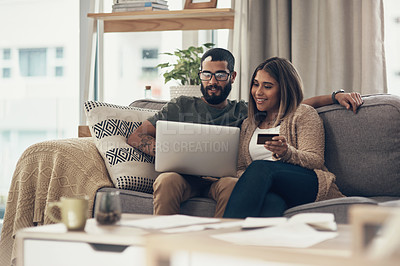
[{"x1": 94, "y1": 93, "x2": 400, "y2": 224}]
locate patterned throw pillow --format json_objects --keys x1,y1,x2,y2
[{"x1": 84, "y1": 101, "x2": 159, "y2": 194}]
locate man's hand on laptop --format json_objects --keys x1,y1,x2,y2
[{"x1": 127, "y1": 120, "x2": 156, "y2": 156}]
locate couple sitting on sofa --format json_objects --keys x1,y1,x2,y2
[{"x1": 126, "y1": 48, "x2": 363, "y2": 218}]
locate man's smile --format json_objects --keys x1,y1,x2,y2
[{"x1": 207, "y1": 86, "x2": 222, "y2": 95}]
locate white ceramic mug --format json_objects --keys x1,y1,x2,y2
[{"x1": 47, "y1": 196, "x2": 89, "y2": 231}]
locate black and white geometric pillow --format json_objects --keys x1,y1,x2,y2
[{"x1": 84, "y1": 101, "x2": 159, "y2": 194}]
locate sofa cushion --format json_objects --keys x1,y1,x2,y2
[
  {"x1": 96, "y1": 187, "x2": 154, "y2": 215},
  {"x1": 129, "y1": 99, "x2": 167, "y2": 110},
  {"x1": 316, "y1": 94, "x2": 400, "y2": 197},
  {"x1": 96, "y1": 187, "x2": 216, "y2": 217},
  {"x1": 84, "y1": 101, "x2": 159, "y2": 194},
  {"x1": 378, "y1": 199, "x2": 400, "y2": 207}
]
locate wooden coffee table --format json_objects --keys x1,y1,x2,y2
[
  {"x1": 145, "y1": 225, "x2": 355, "y2": 266},
  {"x1": 144, "y1": 207, "x2": 400, "y2": 266},
  {"x1": 16, "y1": 209, "x2": 400, "y2": 266}
]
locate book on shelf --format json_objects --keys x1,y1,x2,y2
[
  {"x1": 112, "y1": 6, "x2": 168, "y2": 12},
  {"x1": 113, "y1": 0, "x2": 168, "y2": 5},
  {"x1": 112, "y1": 1, "x2": 169, "y2": 12},
  {"x1": 113, "y1": 2, "x2": 168, "y2": 8}
]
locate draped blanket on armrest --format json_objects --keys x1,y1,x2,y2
[{"x1": 0, "y1": 138, "x2": 113, "y2": 266}]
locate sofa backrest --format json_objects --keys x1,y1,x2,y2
[
  {"x1": 316, "y1": 94, "x2": 400, "y2": 197},
  {"x1": 132, "y1": 94, "x2": 400, "y2": 197},
  {"x1": 130, "y1": 99, "x2": 168, "y2": 110}
]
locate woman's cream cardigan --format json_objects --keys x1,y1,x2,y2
[{"x1": 237, "y1": 104, "x2": 344, "y2": 202}]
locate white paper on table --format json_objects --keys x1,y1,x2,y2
[
  {"x1": 212, "y1": 222, "x2": 338, "y2": 248},
  {"x1": 288, "y1": 213, "x2": 337, "y2": 231},
  {"x1": 119, "y1": 214, "x2": 220, "y2": 230},
  {"x1": 242, "y1": 217, "x2": 287, "y2": 229},
  {"x1": 205, "y1": 221, "x2": 243, "y2": 229},
  {"x1": 162, "y1": 221, "x2": 244, "y2": 233},
  {"x1": 161, "y1": 225, "x2": 207, "y2": 233},
  {"x1": 241, "y1": 213, "x2": 337, "y2": 231}
]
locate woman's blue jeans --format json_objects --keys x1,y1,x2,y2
[{"x1": 223, "y1": 160, "x2": 318, "y2": 218}]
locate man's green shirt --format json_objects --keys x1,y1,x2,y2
[{"x1": 147, "y1": 96, "x2": 248, "y2": 128}]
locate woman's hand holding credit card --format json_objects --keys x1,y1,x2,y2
[{"x1": 257, "y1": 134, "x2": 279, "y2": 144}]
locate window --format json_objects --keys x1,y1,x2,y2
[
  {"x1": 384, "y1": 0, "x2": 400, "y2": 96},
  {"x1": 142, "y1": 49, "x2": 158, "y2": 59},
  {"x1": 0, "y1": 0, "x2": 79, "y2": 201},
  {"x1": 19, "y1": 48, "x2": 47, "y2": 77},
  {"x1": 141, "y1": 48, "x2": 158, "y2": 78},
  {"x1": 55, "y1": 66, "x2": 64, "y2": 77},
  {"x1": 2, "y1": 68, "x2": 11, "y2": 78},
  {"x1": 141, "y1": 66, "x2": 158, "y2": 78},
  {"x1": 3, "y1": 49, "x2": 11, "y2": 60},
  {"x1": 56, "y1": 47, "x2": 64, "y2": 58}
]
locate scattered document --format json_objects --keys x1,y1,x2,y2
[
  {"x1": 212, "y1": 222, "x2": 338, "y2": 248},
  {"x1": 162, "y1": 221, "x2": 243, "y2": 233},
  {"x1": 288, "y1": 213, "x2": 337, "y2": 231},
  {"x1": 119, "y1": 212, "x2": 336, "y2": 241},
  {"x1": 204, "y1": 221, "x2": 244, "y2": 229},
  {"x1": 161, "y1": 224, "x2": 210, "y2": 233},
  {"x1": 120, "y1": 214, "x2": 220, "y2": 230},
  {"x1": 242, "y1": 213, "x2": 337, "y2": 231},
  {"x1": 242, "y1": 217, "x2": 287, "y2": 229}
]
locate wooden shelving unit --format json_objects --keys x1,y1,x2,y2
[
  {"x1": 87, "y1": 8, "x2": 234, "y2": 32},
  {"x1": 85, "y1": 8, "x2": 235, "y2": 103}
]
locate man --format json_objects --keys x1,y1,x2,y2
[{"x1": 126, "y1": 48, "x2": 363, "y2": 217}]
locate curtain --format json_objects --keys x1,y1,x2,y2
[
  {"x1": 230, "y1": 0, "x2": 249, "y2": 101},
  {"x1": 232, "y1": 0, "x2": 387, "y2": 100}
]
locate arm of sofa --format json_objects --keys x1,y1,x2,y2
[{"x1": 78, "y1": 125, "x2": 91, "y2": 137}]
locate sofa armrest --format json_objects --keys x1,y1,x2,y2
[{"x1": 78, "y1": 125, "x2": 91, "y2": 137}]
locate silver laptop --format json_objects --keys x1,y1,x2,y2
[{"x1": 155, "y1": 120, "x2": 240, "y2": 177}]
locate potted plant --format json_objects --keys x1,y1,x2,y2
[{"x1": 157, "y1": 43, "x2": 214, "y2": 98}]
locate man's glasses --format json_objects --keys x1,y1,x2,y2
[{"x1": 198, "y1": 71, "x2": 230, "y2": 81}]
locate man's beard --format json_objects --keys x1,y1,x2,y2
[{"x1": 200, "y1": 82, "x2": 232, "y2": 105}]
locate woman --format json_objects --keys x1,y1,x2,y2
[{"x1": 223, "y1": 57, "x2": 344, "y2": 218}]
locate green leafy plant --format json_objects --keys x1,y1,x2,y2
[{"x1": 157, "y1": 43, "x2": 215, "y2": 86}]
